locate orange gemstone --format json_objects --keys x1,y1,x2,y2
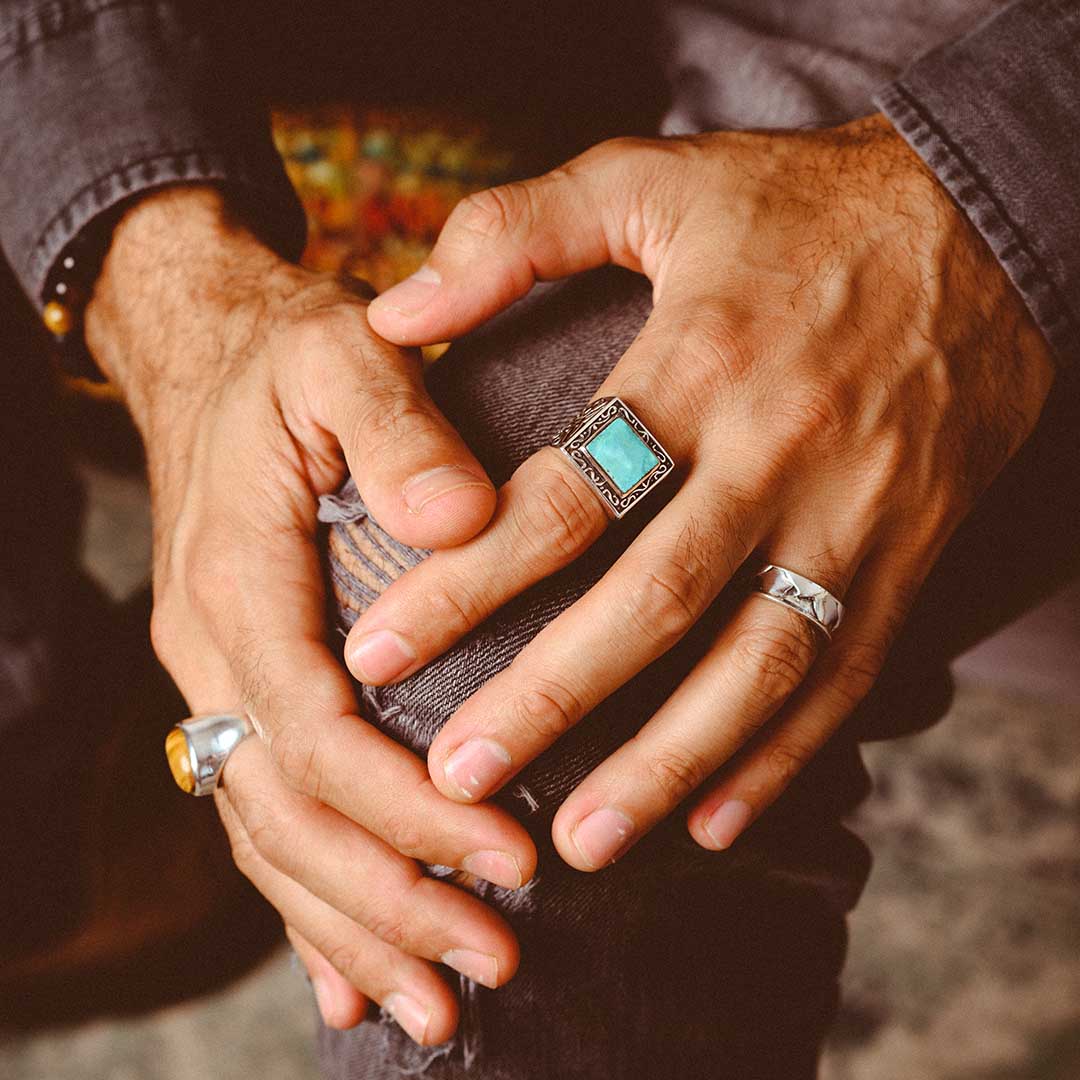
[
  {"x1": 165, "y1": 727, "x2": 196, "y2": 794},
  {"x1": 43, "y1": 300, "x2": 74, "y2": 337}
]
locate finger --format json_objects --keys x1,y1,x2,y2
[
  {"x1": 343, "y1": 449, "x2": 609, "y2": 686},
  {"x1": 217, "y1": 796, "x2": 460, "y2": 1046},
  {"x1": 221, "y1": 736, "x2": 520, "y2": 987},
  {"x1": 422, "y1": 465, "x2": 775, "y2": 804},
  {"x1": 194, "y1": 496, "x2": 536, "y2": 889},
  {"x1": 287, "y1": 926, "x2": 370, "y2": 1030},
  {"x1": 343, "y1": 301, "x2": 717, "y2": 687},
  {"x1": 685, "y1": 554, "x2": 917, "y2": 850},
  {"x1": 366, "y1": 138, "x2": 683, "y2": 345},
  {"x1": 548, "y1": 550, "x2": 857, "y2": 869},
  {"x1": 301, "y1": 307, "x2": 496, "y2": 548}
]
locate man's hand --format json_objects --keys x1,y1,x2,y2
[
  {"x1": 85, "y1": 186, "x2": 536, "y2": 1042},
  {"x1": 348, "y1": 115, "x2": 1055, "y2": 868}
]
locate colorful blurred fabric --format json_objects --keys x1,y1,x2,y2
[{"x1": 272, "y1": 106, "x2": 514, "y2": 293}]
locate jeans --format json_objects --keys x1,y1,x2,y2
[{"x1": 314, "y1": 267, "x2": 1080, "y2": 1078}]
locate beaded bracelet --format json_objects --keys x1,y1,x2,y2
[{"x1": 40, "y1": 202, "x2": 130, "y2": 384}]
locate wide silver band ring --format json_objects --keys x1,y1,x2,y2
[
  {"x1": 752, "y1": 564, "x2": 845, "y2": 640},
  {"x1": 165, "y1": 713, "x2": 253, "y2": 796},
  {"x1": 552, "y1": 396, "x2": 675, "y2": 519}
]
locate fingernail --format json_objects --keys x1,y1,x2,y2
[
  {"x1": 570, "y1": 807, "x2": 636, "y2": 868},
  {"x1": 403, "y1": 464, "x2": 491, "y2": 515},
  {"x1": 702, "y1": 799, "x2": 753, "y2": 849},
  {"x1": 311, "y1": 976, "x2": 339, "y2": 1027},
  {"x1": 374, "y1": 264, "x2": 441, "y2": 315},
  {"x1": 383, "y1": 992, "x2": 432, "y2": 1044},
  {"x1": 441, "y1": 948, "x2": 500, "y2": 989},
  {"x1": 443, "y1": 738, "x2": 511, "y2": 800},
  {"x1": 462, "y1": 849, "x2": 524, "y2": 890},
  {"x1": 347, "y1": 628, "x2": 417, "y2": 684}
]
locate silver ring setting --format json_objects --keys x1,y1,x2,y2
[
  {"x1": 552, "y1": 396, "x2": 675, "y2": 518},
  {"x1": 753, "y1": 564, "x2": 845, "y2": 640},
  {"x1": 165, "y1": 713, "x2": 253, "y2": 796}
]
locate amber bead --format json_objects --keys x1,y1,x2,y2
[
  {"x1": 42, "y1": 299, "x2": 74, "y2": 337},
  {"x1": 165, "y1": 727, "x2": 196, "y2": 794}
]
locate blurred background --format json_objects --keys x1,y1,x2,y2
[{"x1": 2, "y1": 106, "x2": 1078, "y2": 1080}]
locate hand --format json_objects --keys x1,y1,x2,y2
[
  {"x1": 349, "y1": 115, "x2": 1055, "y2": 869},
  {"x1": 86, "y1": 186, "x2": 537, "y2": 1041}
]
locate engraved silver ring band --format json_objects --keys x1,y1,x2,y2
[
  {"x1": 752, "y1": 564, "x2": 846, "y2": 640},
  {"x1": 551, "y1": 396, "x2": 675, "y2": 519}
]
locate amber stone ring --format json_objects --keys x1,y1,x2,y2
[{"x1": 165, "y1": 714, "x2": 253, "y2": 796}]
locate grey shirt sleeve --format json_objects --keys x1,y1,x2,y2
[
  {"x1": 874, "y1": 0, "x2": 1080, "y2": 372},
  {"x1": 0, "y1": 0, "x2": 307, "y2": 309}
]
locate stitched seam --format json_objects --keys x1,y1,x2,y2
[
  {"x1": 28, "y1": 146, "x2": 274, "y2": 266},
  {"x1": 0, "y1": 0, "x2": 157, "y2": 67},
  {"x1": 890, "y1": 80, "x2": 1080, "y2": 341}
]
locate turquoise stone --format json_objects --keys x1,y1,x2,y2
[{"x1": 584, "y1": 417, "x2": 659, "y2": 493}]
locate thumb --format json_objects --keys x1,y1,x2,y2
[
  {"x1": 367, "y1": 140, "x2": 647, "y2": 346},
  {"x1": 304, "y1": 317, "x2": 496, "y2": 549}
]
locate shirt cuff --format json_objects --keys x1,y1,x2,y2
[
  {"x1": 874, "y1": 0, "x2": 1080, "y2": 372},
  {"x1": 0, "y1": 0, "x2": 307, "y2": 309}
]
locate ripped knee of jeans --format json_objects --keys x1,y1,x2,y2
[{"x1": 319, "y1": 478, "x2": 427, "y2": 624}]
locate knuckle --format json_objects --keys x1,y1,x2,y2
[
  {"x1": 351, "y1": 380, "x2": 434, "y2": 456},
  {"x1": 324, "y1": 940, "x2": 367, "y2": 985},
  {"x1": 511, "y1": 678, "x2": 583, "y2": 745},
  {"x1": 239, "y1": 799, "x2": 290, "y2": 866},
  {"x1": 363, "y1": 904, "x2": 410, "y2": 952},
  {"x1": 223, "y1": 773, "x2": 296, "y2": 869},
  {"x1": 514, "y1": 463, "x2": 603, "y2": 562},
  {"x1": 626, "y1": 550, "x2": 709, "y2": 647},
  {"x1": 269, "y1": 719, "x2": 326, "y2": 801},
  {"x1": 383, "y1": 817, "x2": 428, "y2": 862},
  {"x1": 451, "y1": 183, "x2": 532, "y2": 244},
  {"x1": 626, "y1": 568, "x2": 698, "y2": 647},
  {"x1": 644, "y1": 741, "x2": 709, "y2": 803},
  {"x1": 730, "y1": 619, "x2": 817, "y2": 705},
  {"x1": 765, "y1": 735, "x2": 816, "y2": 788},
  {"x1": 223, "y1": 821, "x2": 263, "y2": 880},
  {"x1": 287, "y1": 304, "x2": 370, "y2": 359},
  {"x1": 863, "y1": 429, "x2": 910, "y2": 486},
  {"x1": 576, "y1": 135, "x2": 637, "y2": 168},
  {"x1": 422, "y1": 573, "x2": 488, "y2": 639},
  {"x1": 625, "y1": 301, "x2": 754, "y2": 420},
  {"x1": 148, "y1": 602, "x2": 181, "y2": 667},
  {"x1": 832, "y1": 638, "x2": 889, "y2": 707}
]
